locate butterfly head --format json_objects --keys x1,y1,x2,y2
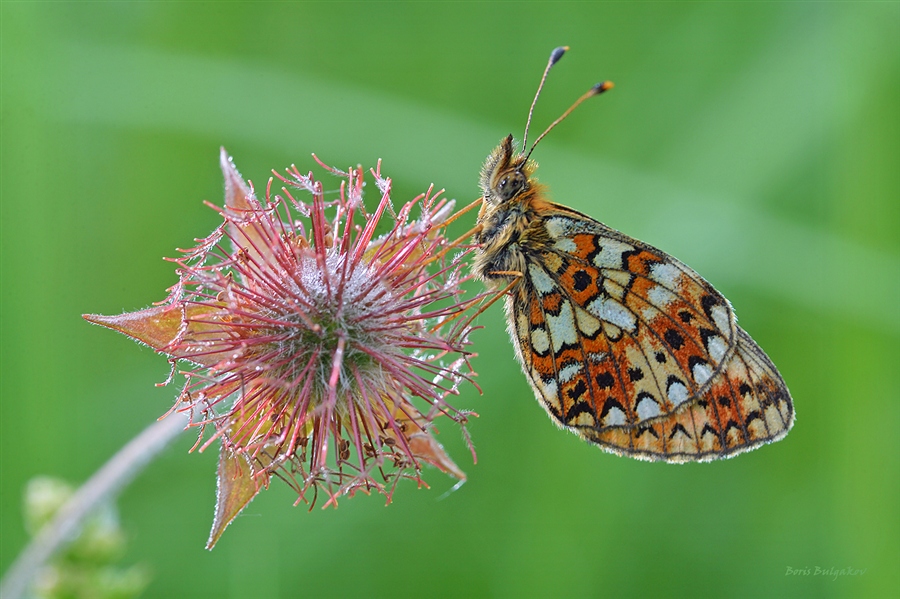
[{"x1": 479, "y1": 134, "x2": 537, "y2": 206}]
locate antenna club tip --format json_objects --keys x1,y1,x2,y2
[
  {"x1": 592, "y1": 81, "x2": 615, "y2": 94},
  {"x1": 549, "y1": 46, "x2": 568, "y2": 65}
]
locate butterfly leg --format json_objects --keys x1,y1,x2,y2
[
  {"x1": 428, "y1": 271, "x2": 522, "y2": 335},
  {"x1": 419, "y1": 198, "x2": 485, "y2": 269},
  {"x1": 465, "y1": 272, "x2": 523, "y2": 321}
]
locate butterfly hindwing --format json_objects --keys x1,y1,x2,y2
[{"x1": 511, "y1": 204, "x2": 793, "y2": 462}]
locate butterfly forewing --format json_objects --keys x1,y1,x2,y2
[{"x1": 508, "y1": 205, "x2": 793, "y2": 462}]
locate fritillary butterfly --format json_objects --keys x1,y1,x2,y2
[{"x1": 473, "y1": 47, "x2": 794, "y2": 462}]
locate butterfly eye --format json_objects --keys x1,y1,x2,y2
[{"x1": 495, "y1": 171, "x2": 526, "y2": 201}]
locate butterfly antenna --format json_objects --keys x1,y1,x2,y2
[
  {"x1": 522, "y1": 46, "x2": 569, "y2": 155},
  {"x1": 524, "y1": 80, "x2": 614, "y2": 164}
]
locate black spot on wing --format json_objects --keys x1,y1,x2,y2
[
  {"x1": 573, "y1": 270, "x2": 591, "y2": 292},
  {"x1": 701, "y1": 294, "x2": 723, "y2": 321},
  {"x1": 687, "y1": 355, "x2": 710, "y2": 383},
  {"x1": 636, "y1": 391, "x2": 658, "y2": 408},
  {"x1": 664, "y1": 329, "x2": 684, "y2": 350},
  {"x1": 600, "y1": 396, "x2": 626, "y2": 420},
  {"x1": 568, "y1": 379, "x2": 588, "y2": 402},
  {"x1": 700, "y1": 424, "x2": 718, "y2": 439},
  {"x1": 566, "y1": 401, "x2": 593, "y2": 423},
  {"x1": 585, "y1": 243, "x2": 602, "y2": 267},
  {"x1": 666, "y1": 375, "x2": 685, "y2": 390},
  {"x1": 595, "y1": 372, "x2": 615, "y2": 389},
  {"x1": 699, "y1": 328, "x2": 718, "y2": 345},
  {"x1": 668, "y1": 422, "x2": 693, "y2": 440},
  {"x1": 724, "y1": 420, "x2": 742, "y2": 436},
  {"x1": 636, "y1": 425, "x2": 659, "y2": 439},
  {"x1": 688, "y1": 355, "x2": 708, "y2": 370},
  {"x1": 744, "y1": 410, "x2": 764, "y2": 427},
  {"x1": 543, "y1": 397, "x2": 563, "y2": 420}
]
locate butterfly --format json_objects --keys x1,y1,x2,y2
[{"x1": 472, "y1": 47, "x2": 794, "y2": 462}]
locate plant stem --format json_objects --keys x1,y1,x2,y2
[{"x1": 0, "y1": 412, "x2": 189, "y2": 599}]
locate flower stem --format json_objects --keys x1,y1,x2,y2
[{"x1": 0, "y1": 412, "x2": 189, "y2": 599}]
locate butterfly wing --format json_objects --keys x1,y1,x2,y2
[{"x1": 509, "y1": 206, "x2": 794, "y2": 462}]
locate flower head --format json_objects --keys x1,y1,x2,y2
[{"x1": 85, "y1": 150, "x2": 484, "y2": 546}]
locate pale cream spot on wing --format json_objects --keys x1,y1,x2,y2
[
  {"x1": 623, "y1": 344, "x2": 663, "y2": 404},
  {"x1": 531, "y1": 328, "x2": 550, "y2": 354},
  {"x1": 725, "y1": 425, "x2": 742, "y2": 447},
  {"x1": 528, "y1": 263, "x2": 555, "y2": 294},
  {"x1": 592, "y1": 239, "x2": 635, "y2": 269},
  {"x1": 601, "y1": 268, "x2": 632, "y2": 288},
  {"x1": 697, "y1": 429, "x2": 717, "y2": 452},
  {"x1": 532, "y1": 370, "x2": 560, "y2": 411},
  {"x1": 546, "y1": 301, "x2": 579, "y2": 352},
  {"x1": 602, "y1": 278, "x2": 626, "y2": 301},
  {"x1": 587, "y1": 295, "x2": 637, "y2": 333},
  {"x1": 746, "y1": 417, "x2": 768, "y2": 440},
  {"x1": 543, "y1": 252, "x2": 563, "y2": 274},
  {"x1": 558, "y1": 362, "x2": 582, "y2": 383},
  {"x1": 574, "y1": 306, "x2": 602, "y2": 337},
  {"x1": 544, "y1": 217, "x2": 573, "y2": 239},
  {"x1": 692, "y1": 362, "x2": 713, "y2": 385},
  {"x1": 604, "y1": 407, "x2": 627, "y2": 426},
  {"x1": 636, "y1": 396, "x2": 661, "y2": 420},
  {"x1": 602, "y1": 322, "x2": 622, "y2": 339},
  {"x1": 764, "y1": 404, "x2": 783, "y2": 433},
  {"x1": 670, "y1": 426, "x2": 698, "y2": 454},
  {"x1": 700, "y1": 426, "x2": 718, "y2": 442},
  {"x1": 516, "y1": 307, "x2": 529, "y2": 332},
  {"x1": 777, "y1": 399, "x2": 792, "y2": 424},
  {"x1": 641, "y1": 304, "x2": 662, "y2": 324},
  {"x1": 649, "y1": 262, "x2": 681, "y2": 289},
  {"x1": 647, "y1": 285, "x2": 676, "y2": 309},
  {"x1": 741, "y1": 390, "x2": 762, "y2": 415},
  {"x1": 707, "y1": 335, "x2": 728, "y2": 363},
  {"x1": 711, "y1": 304, "x2": 731, "y2": 333},
  {"x1": 570, "y1": 411, "x2": 596, "y2": 426},
  {"x1": 667, "y1": 380, "x2": 690, "y2": 406},
  {"x1": 553, "y1": 237, "x2": 578, "y2": 253}
]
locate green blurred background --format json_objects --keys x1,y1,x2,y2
[{"x1": 2, "y1": 2, "x2": 898, "y2": 598}]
